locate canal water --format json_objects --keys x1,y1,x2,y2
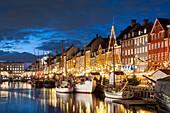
[{"x1": 0, "y1": 82, "x2": 158, "y2": 113}]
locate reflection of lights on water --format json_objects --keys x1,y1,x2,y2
[
  {"x1": 85, "y1": 102, "x2": 90, "y2": 113},
  {"x1": 108, "y1": 103, "x2": 110, "y2": 113},
  {"x1": 79, "y1": 101, "x2": 81, "y2": 113},
  {"x1": 67, "y1": 102, "x2": 68, "y2": 113},
  {"x1": 73, "y1": 105, "x2": 75, "y2": 112},
  {"x1": 28, "y1": 90, "x2": 31, "y2": 98}
]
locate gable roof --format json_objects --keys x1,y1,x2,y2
[
  {"x1": 152, "y1": 69, "x2": 170, "y2": 75},
  {"x1": 157, "y1": 18, "x2": 170, "y2": 30}
]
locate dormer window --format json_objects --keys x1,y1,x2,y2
[
  {"x1": 158, "y1": 25, "x2": 160, "y2": 29},
  {"x1": 128, "y1": 33, "x2": 130, "y2": 38},
  {"x1": 144, "y1": 28, "x2": 147, "y2": 33},
  {"x1": 138, "y1": 31, "x2": 141, "y2": 35},
  {"x1": 124, "y1": 34, "x2": 127, "y2": 39},
  {"x1": 132, "y1": 32, "x2": 134, "y2": 37}
]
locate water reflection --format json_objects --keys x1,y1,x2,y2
[{"x1": 0, "y1": 82, "x2": 157, "y2": 113}]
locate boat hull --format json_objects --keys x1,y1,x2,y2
[
  {"x1": 155, "y1": 92, "x2": 170, "y2": 112},
  {"x1": 56, "y1": 87, "x2": 74, "y2": 93},
  {"x1": 75, "y1": 80, "x2": 96, "y2": 93},
  {"x1": 104, "y1": 91, "x2": 123, "y2": 99}
]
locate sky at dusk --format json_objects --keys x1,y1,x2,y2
[{"x1": 0, "y1": 0, "x2": 169, "y2": 64}]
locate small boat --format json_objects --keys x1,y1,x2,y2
[
  {"x1": 44, "y1": 79, "x2": 56, "y2": 88},
  {"x1": 74, "y1": 78, "x2": 96, "y2": 93},
  {"x1": 56, "y1": 81, "x2": 74, "y2": 93},
  {"x1": 155, "y1": 76, "x2": 170, "y2": 112}
]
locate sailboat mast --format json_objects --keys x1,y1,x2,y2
[
  {"x1": 65, "y1": 44, "x2": 67, "y2": 77},
  {"x1": 112, "y1": 21, "x2": 116, "y2": 87},
  {"x1": 84, "y1": 38, "x2": 86, "y2": 79},
  {"x1": 62, "y1": 39, "x2": 64, "y2": 76}
]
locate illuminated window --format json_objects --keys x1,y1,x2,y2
[
  {"x1": 137, "y1": 39, "x2": 139, "y2": 46},
  {"x1": 128, "y1": 41, "x2": 130, "y2": 46},
  {"x1": 155, "y1": 43, "x2": 157, "y2": 49},
  {"x1": 161, "y1": 32, "x2": 164, "y2": 37},
  {"x1": 158, "y1": 53, "x2": 160, "y2": 60},
  {"x1": 143, "y1": 47, "x2": 145, "y2": 53},
  {"x1": 140, "y1": 37, "x2": 142, "y2": 43},
  {"x1": 158, "y1": 42, "x2": 160, "y2": 48},
  {"x1": 145, "y1": 36, "x2": 148, "y2": 42},
  {"x1": 145, "y1": 46, "x2": 147, "y2": 52},
  {"x1": 135, "y1": 48, "x2": 136, "y2": 54},
  {"x1": 128, "y1": 49, "x2": 130, "y2": 55},
  {"x1": 152, "y1": 44, "x2": 154, "y2": 50},
  {"x1": 165, "y1": 52, "x2": 168, "y2": 60},
  {"x1": 131, "y1": 49, "x2": 133, "y2": 55},
  {"x1": 158, "y1": 25, "x2": 160, "y2": 29},
  {"x1": 152, "y1": 54, "x2": 154, "y2": 61},
  {"x1": 125, "y1": 42, "x2": 127, "y2": 47},
  {"x1": 155, "y1": 54, "x2": 157, "y2": 61},
  {"x1": 162, "y1": 41, "x2": 164, "y2": 48},
  {"x1": 135, "y1": 39, "x2": 136, "y2": 45},
  {"x1": 144, "y1": 29, "x2": 147, "y2": 33},
  {"x1": 165, "y1": 41, "x2": 167, "y2": 47},
  {"x1": 161, "y1": 52, "x2": 164, "y2": 60},
  {"x1": 122, "y1": 43, "x2": 124, "y2": 47},
  {"x1": 137, "y1": 48, "x2": 139, "y2": 54},
  {"x1": 131, "y1": 40, "x2": 133, "y2": 45},
  {"x1": 155, "y1": 34, "x2": 157, "y2": 39},
  {"x1": 151, "y1": 35, "x2": 153, "y2": 40},
  {"x1": 131, "y1": 58, "x2": 133, "y2": 64},
  {"x1": 125, "y1": 50, "x2": 127, "y2": 56},
  {"x1": 158, "y1": 33, "x2": 160, "y2": 38}
]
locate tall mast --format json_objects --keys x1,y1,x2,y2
[
  {"x1": 111, "y1": 19, "x2": 116, "y2": 87},
  {"x1": 65, "y1": 44, "x2": 67, "y2": 77},
  {"x1": 34, "y1": 50, "x2": 36, "y2": 77},
  {"x1": 62, "y1": 39, "x2": 64, "y2": 76},
  {"x1": 84, "y1": 38, "x2": 86, "y2": 79},
  {"x1": 38, "y1": 51, "x2": 40, "y2": 79},
  {"x1": 43, "y1": 51, "x2": 44, "y2": 75}
]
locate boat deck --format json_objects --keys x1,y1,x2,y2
[{"x1": 112, "y1": 99, "x2": 157, "y2": 106}]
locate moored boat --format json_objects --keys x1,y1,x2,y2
[
  {"x1": 74, "y1": 78, "x2": 96, "y2": 93},
  {"x1": 56, "y1": 81, "x2": 74, "y2": 93}
]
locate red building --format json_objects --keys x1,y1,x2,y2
[{"x1": 148, "y1": 18, "x2": 170, "y2": 70}]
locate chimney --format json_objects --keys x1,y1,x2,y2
[
  {"x1": 143, "y1": 19, "x2": 148, "y2": 26},
  {"x1": 96, "y1": 34, "x2": 98, "y2": 38},
  {"x1": 131, "y1": 20, "x2": 136, "y2": 27}
]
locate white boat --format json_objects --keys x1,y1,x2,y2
[
  {"x1": 56, "y1": 81, "x2": 74, "y2": 93},
  {"x1": 75, "y1": 79, "x2": 96, "y2": 93},
  {"x1": 104, "y1": 91, "x2": 123, "y2": 99}
]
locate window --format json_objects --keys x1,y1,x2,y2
[
  {"x1": 149, "y1": 55, "x2": 151, "y2": 60},
  {"x1": 145, "y1": 46, "x2": 147, "y2": 52},
  {"x1": 122, "y1": 59, "x2": 124, "y2": 65},
  {"x1": 128, "y1": 41, "x2": 130, "y2": 46},
  {"x1": 137, "y1": 48, "x2": 139, "y2": 54},
  {"x1": 152, "y1": 54, "x2": 154, "y2": 61},
  {"x1": 158, "y1": 42, "x2": 160, "y2": 48},
  {"x1": 124, "y1": 35, "x2": 127, "y2": 39},
  {"x1": 128, "y1": 58, "x2": 130, "y2": 64},
  {"x1": 155, "y1": 43, "x2": 157, "y2": 49},
  {"x1": 125, "y1": 59, "x2": 127, "y2": 65},
  {"x1": 140, "y1": 37, "x2": 142, "y2": 43},
  {"x1": 125, "y1": 42, "x2": 127, "y2": 47},
  {"x1": 140, "y1": 48, "x2": 142, "y2": 53},
  {"x1": 162, "y1": 41, "x2": 164, "y2": 48},
  {"x1": 155, "y1": 26, "x2": 157, "y2": 30},
  {"x1": 128, "y1": 49, "x2": 130, "y2": 55},
  {"x1": 135, "y1": 48, "x2": 136, "y2": 54},
  {"x1": 158, "y1": 25, "x2": 160, "y2": 29},
  {"x1": 155, "y1": 54, "x2": 157, "y2": 61},
  {"x1": 152, "y1": 44, "x2": 154, "y2": 50},
  {"x1": 143, "y1": 37, "x2": 144, "y2": 45},
  {"x1": 143, "y1": 47, "x2": 145, "y2": 53},
  {"x1": 131, "y1": 49, "x2": 133, "y2": 55},
  {"x1": 122, "y1": 43, "x2": 124, "y2": 48},
  {"x1": 161, "y1": 52, "x2": 164, "y2": 60},
  {"x1": 131, "y1": 40, "x2": 133, "y2": 45},
  {"x1": 149, "y1": 45, "x2": 151, "y2": 50},
  {"x1": 131, "y1": 58, "x2": 133, "y2": 64},
  {"x1": 122, "y1": 51, "x2": 124, "y2": 56},
  {"x1": 158, "y1": 33, "x2": 160, "y2": 39},
  {"x1": 165, "y1": 41, "x2": 167, "y2": 47},
  {"x1": 152, "y1": 35, "x2": 153, "y2": 40},
  {"x1": 132, "y1": 32, "x2": 134, "y2": 37},
  {"x1": 161, "y1": 32, "x2": 164, "y2": 37},
  {"x1": 135, "y1": 39, "x2": 136, "y2": 45},
  {"x1": 138, "y1": 31, "x2": 141, "y2": 35},
  {"x1": 155, "y1": 34, "x2": 157, "y2": 40},
  {"x1": 165, "y1": 52, "x2": 168, "y2": 60},
  {"x1": 128, "y1": 33, "x2": 130, "y2": 38},
  {"x1": 137, "y1": 39, "x2": 139, "y2": 46},
  {"x1": 158, "y1": 53, "x2": 160, "y2": 60},
  {"x1": 145, "y1": 36, "x2": 147, "y2": 42},
  {"x1": 125, "y1": 50, "x2": 127, "y2": 56},
  {"x1": 144, "y1": 28, "x2": 147, "y2": 33}
]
